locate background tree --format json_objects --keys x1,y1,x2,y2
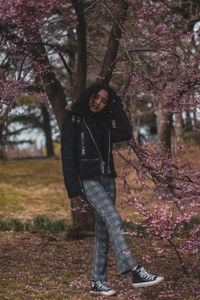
[
  {"x1": 0, "y1": 0, "x2": 129, "y2": 235},
  {"x1": 7, "y1": 97, "x2": 55, "y2": 158}
]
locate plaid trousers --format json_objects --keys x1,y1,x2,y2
[{"x1": 82, "y1": 175, "x2": 137, "y2": 282}]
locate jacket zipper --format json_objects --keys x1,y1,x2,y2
[
  {"x1": 83, "y1": 117, "x2": 107, "y2": 174},
  {"x1": 107, "y1": 129, "x2": 111, "y2": 174},
  {"x1": 81, "y1": 158, "x2": 100, "y2": 161},
  {"x1": 81, "y1": 132, "x2": 86, "y2": 156}
]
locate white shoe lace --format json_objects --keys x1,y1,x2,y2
[
  {"x1": 95, "y1": 281, "x2": 110, "y2": 291},
  {"x1": 138, "y1": 267, "x2": 156, "y2": 281}
]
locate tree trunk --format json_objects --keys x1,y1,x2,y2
[
  {"x1": 41, "y1": 104, "x2": 54, "y2": 157},
  {"x1": 65, "y1": 0, "x2": 97, "y2": 236},
  {"x1": 0, "y1": 120, "x2": 7, "y2": 160},
  {"x1": 28, "y1": 23, "x2": 93, "y2": 235},
  {"x1": 185, "y1": 110, "x2": 193, "y2": 132},
  {"x1": 67, "y1": 0, "x2": 129, "y2": 236},
  {"x1": 67, "y1": 198, "x2": 95, "y2": 239},
  {"x1": 156, "y1": 103, "x2": 173, "y2": 194},
  {"x1": 27, "y1": 1, "x2": 128, "y2": 237},
  {"x1": 193, "y1": 109, "x2": 199, "y2": 145},
  {"x1": 156, "y1": 102, "x2": 172, "y2": 155},
  {"x1": 71, "y1": 0, "x2": 87, "y2": 100},
  {"x1": 174, "y1": 113, "x2": 184, "y2": 144}
]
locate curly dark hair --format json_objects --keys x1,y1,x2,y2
[{"x1": 72, "y1": 82, "x2": 120, "y2": 115}]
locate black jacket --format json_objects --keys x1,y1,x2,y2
[{"x1": 61, "y1": 105, "x2": 132, "y2": 198}]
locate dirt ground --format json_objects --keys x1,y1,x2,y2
[{"x1": 0, "y1": 231, "x2": 199, "y2": 300}]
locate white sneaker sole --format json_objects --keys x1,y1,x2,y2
[
  {"x1": 133, "y1": 276, "x2": 164, "y2": 288},
  {"x1": 90, "y1": 290, "x2": 117, "y2": 296}
]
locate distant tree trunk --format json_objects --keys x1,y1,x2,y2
[
  {"x1": 0, "y1": 121, "x2": 4, "y2": 159},
  {"x1": 156, "y1": 103, "x2": 174, "y2": 194},
  {"x1": 156, "y1": 102, "x2": 172, "y2": 155},
  {"x1": 171, "y1": 125, "x2": 177, "y2": 156},
  {"x1": 41, "y1": 104, "x2": 54, "y2": 157},
  {"x1": 193, "y1": 109, "x2": 199, "y2": 145},
  {"x1": 126, "y1": 94, "x2": 140, "y2": 143},
  {"x1": 174, "y1": 112, "x2": 184, "y2": 144},
  {"x1": 185, "y1": 110, "x2": 193, "y2": 132},
  {"x1": 0, "y1": 120, "x2": 7, "y2": 160}
]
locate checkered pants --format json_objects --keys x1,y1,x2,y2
[{"x1": 82, "y1": 175, "x2": 137, "y2": 282}]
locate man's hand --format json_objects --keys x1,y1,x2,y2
[{"x1": 108, "y1": 96, "x2": 124, "y2": 111}]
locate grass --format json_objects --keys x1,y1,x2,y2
[
  {"x1": 0, "y1": 159, "x2": 70, "y2": 221},
  {"x1": 0, "y1": 216, "x2": 70, "y2": 233},
  {"x1": 1, "y1": 146, "x2": 199, "y2": 222},
  {"x1": 0, "y1": 155, "x2": 142, "y2": 222}
]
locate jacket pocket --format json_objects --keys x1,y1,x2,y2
[{"x1": 79, "y1": 158, "x2": 101, "y2": 176}]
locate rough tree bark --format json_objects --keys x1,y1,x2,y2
[
  {"x1": 71, "y1": 0, "x2": 87, "y2": 100},
  {"x1": 67, "y1": 0, "x2": 96, "y2": 237}
]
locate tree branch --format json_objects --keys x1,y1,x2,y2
[{"x1": 99, "y1": 0, "x2": 129, "y2": 84}]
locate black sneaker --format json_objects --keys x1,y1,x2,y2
[
  {"x1": 132, "y1": 266, "x2": 164, "y2": 288},
  {"x1": 90, "y1": 281, "x2": 117, "y2": 296}
]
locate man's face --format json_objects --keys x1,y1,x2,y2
[{"x1": 89, "y1": 89, "x2": 109, "y2": 113}]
